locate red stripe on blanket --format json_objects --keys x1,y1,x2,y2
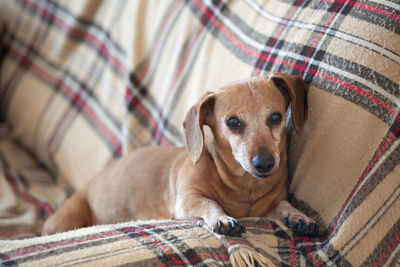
[
  {"x1": 166, "y1": 23, "x2": 203, "y2": 103},
  {"x1": 374, "y1": 231, "x2": 400, "y2": 267},
  {"x1": 114, "y1": 224, "x2": 231, "y2": 266},
  {"x1": 154, "y1": 1, "x2": 224, "y2": 143},
  {"x1": 305, "y1": 239, "x2": 323, "y2": 267},
  {"x1": 299, "y1": 1, "x2": 344, "y2": 77},
  {"x1": 5, "y1": 170, "x2": 53, "y2": 215},
  {"x1": 16, "y1": 1, "x2": 129, "y2": 152},
  {"x1": 288, "y1": 235, "x2": 296, "y2": 266},
  {"x1": 320, "y1": 0, "x2": 400, "y2": 22},
  {"x1": 153, "y1": 23, "x2": 204, "y2": 143},
  {"x1": 125, "y1": 84, "x2": 171, "y2": 146},
  {"x1": 136, "y1": 0, "x2": 182, "y2": 83},
  {"x1": 22, "y1": 0, "x2": 128, "y2": 76},
  {"x1": 329, "y1": 122, "x2": 400, "y2": 236},
  {"x1": 193, "y1": 0, "x2": 266, "y2": 60},
  {"x1": 20, "y1": 0, "x2": 174, "y2": 146},
  {"x1": 1, "y1": 231, "x2": 120, "y2": 261},
  {"x1": 361, "y1": 124, "x2": 400, "y2": 179},
  {"x1": 6, "y1": 46, "x2": 123, "y2": 156},
  {"x1": 126, "y1": 1, "x2": 182, "y2": 146},
  {"x1": 284, "y1": 224, "x2": 323, "y2": 266},
  {"x1": 233, "y1": 221, "x2": 324, "y2": 265},
  {"x1": 254, "y1": 0, "x2": 306, "y2": 77},
  {"x1": 192, "y1": 0, "x2": 398, "y2": 120},
  {"x1": 134, "y1": 228, "x2": 184, "y2": 266},
  {"x1": 1, "y1": 222, "x2": 189, "y2": 261},
  {"x1": 353, "y1": 2, "x2": 400, "y2": 21},
  {"x1": 317, "y1": 71, "x2": 399, "y2": 118},
  {"x1": 1, "y1": 0, "x2": 52, "y2": 110}
]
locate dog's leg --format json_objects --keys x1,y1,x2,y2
[
  {"x1": 42, "y1": 191, "x2": 91, "y2": 235},
  {"x1": 268, "y1": 200, "x2": 319, "y2": 236},
  {"x1": 175, "y1": 195, "x2": 245, "y2": 236}
]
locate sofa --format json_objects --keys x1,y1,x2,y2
[{"x1": 0, "y1": 0, "x2": 399, "y2": 266}]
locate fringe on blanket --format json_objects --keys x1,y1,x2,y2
[{"x1": 230, "y1": 247, "x2": 275, "y2": 267}]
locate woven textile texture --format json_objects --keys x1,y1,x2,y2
[
  {"x1": 0, "y1": 0, "x2": 399, "y2": 266},
  {"x1": 1, "y1": 219, "x2": 231, "y2": 266}
]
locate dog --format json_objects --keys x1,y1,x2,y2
[{"x1": 42, "y1": 72, "x2": 318, "y2": 237}]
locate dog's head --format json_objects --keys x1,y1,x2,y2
[{"x1": 183, "y1": 72, "x2": 307, "y2": 178}]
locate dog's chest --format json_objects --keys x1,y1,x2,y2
[{"x1": 215, "y1": 185, "x2": 277, "y2": 218}]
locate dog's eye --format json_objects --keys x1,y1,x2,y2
[
  {"x1": 270, "y1": 113, "x2": 282, "y2": 125},
  {"x1": 226, "y1": 117, "x2": 242, "y2": 130}
]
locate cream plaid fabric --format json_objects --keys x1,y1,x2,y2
[{"x1": 0, "y1": 0, "x2": 399, "y2": 266}]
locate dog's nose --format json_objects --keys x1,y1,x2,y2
[{"x1": 252, "y1": 154, "x2": 274, "y2": 174}]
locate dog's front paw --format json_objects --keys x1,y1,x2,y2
[
  {"x1": 283, "y1": 214, "x2": 319, "y2": 237},
  {"x1": 212, "y1": 217, "x2": 246, "y2": 236}
]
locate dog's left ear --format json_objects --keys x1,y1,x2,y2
[
  {"x1": 183, "y1": 92, "x2": 215, "y2": 163},
  {"x1": 268, "y1": 72, "x2": 308, "y2": 133}
]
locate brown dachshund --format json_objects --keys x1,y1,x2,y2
[{"x1": 43, "y1": 72, "x2": 318, "y2": 237}]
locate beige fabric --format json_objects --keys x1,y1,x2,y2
[{"x1": 0, "y1": 0, "x2": 399, "y2": 265}]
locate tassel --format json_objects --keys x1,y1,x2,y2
[{"x1": 230, "y1": 247, "x2": 275, "y2": 267}]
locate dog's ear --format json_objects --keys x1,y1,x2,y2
[
  {"x1": 183, "y1": 92, "x2": 215, "y2": 163},
  {"x1": 269, "y1": 72, "x2": 308, "y2": 133}
]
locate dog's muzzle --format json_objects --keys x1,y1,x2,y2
[{"x1": 251, "y1": 153, "x2": 274, "y2": 178}]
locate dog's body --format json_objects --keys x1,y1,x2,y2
[{"x1": 43, "y1": 73, "x2": 318, "y2": 236}]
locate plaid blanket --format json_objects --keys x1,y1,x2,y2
[
  {"x1": 0, "y1": 0, "x2": 399, "y2": 266},
  {"x1": 1, "y1": 219, "x2": 231, "y2": 266}
]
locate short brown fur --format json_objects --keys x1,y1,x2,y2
[{"x1": 43, "y1": 72, "x2": 315, "y2": 236}]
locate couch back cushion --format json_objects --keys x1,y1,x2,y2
[{"x1": 1, "y1": 0, "x2": 399, "y2": 264}]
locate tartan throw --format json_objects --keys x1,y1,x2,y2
[
  {"x1": 0, "y1": 0, "x2": 399, "y2": 266},
  {"x1": 0, "y1": 219, "x2": 231, "y2": 266},
  {"x1": 0, "y1": 125, "x2": 67, "y2": 240}
]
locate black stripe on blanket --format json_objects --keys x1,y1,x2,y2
[
  {"x1": 120, "y1": 223, "x2": 230, "y2": 266},
  {"x1": 0, "y1": 229, "x2": 132, "y2": 265}
]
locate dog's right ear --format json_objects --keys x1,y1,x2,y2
[{"x1": 183, "y1": 92, "x2": 215, "y2": 163}]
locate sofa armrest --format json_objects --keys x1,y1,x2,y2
[{"x1": 0, "y1": 220, "x2": 231, "y2": 266}]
